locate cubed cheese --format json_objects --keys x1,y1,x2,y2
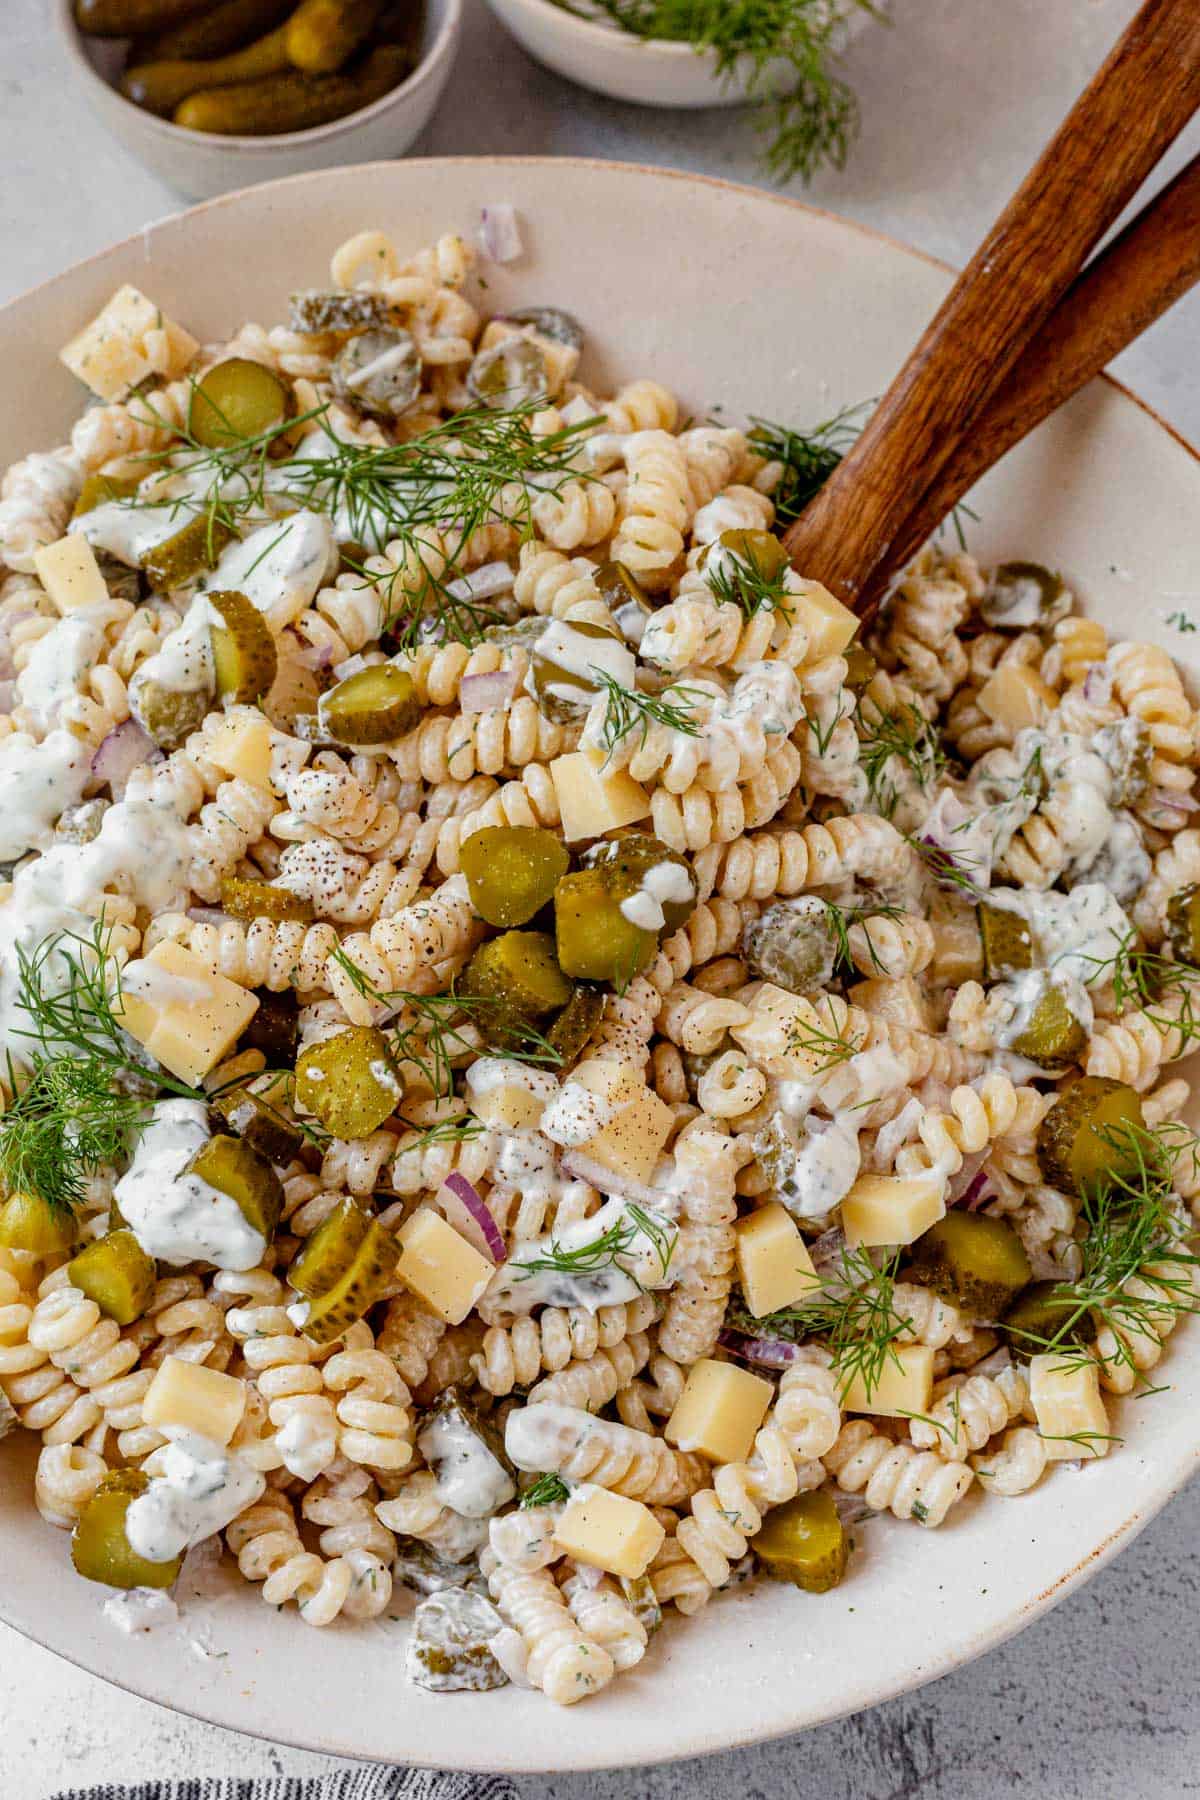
[
  {"x1": 115, "y1": 940, "x2": 259, "y2": 1087},
  {"x1": 469, "y1": 1083, "x2": 547, "y2": 1132},
  {"x1": 578, "y1": 1086, "x2": 674, "y2": 1187},
  {"x1": 665, "y1": 1358, "x2": 773, "y2": 1465},
  {"x1": 396, "y1": 1209, "x2": 494, "y2": 1325},
  {"x1": 202, "y1": 711, "x2": 274, "y2": 789},
  {"x1": 846, "y1": 975, "x2": 932, "y2": 1034},
  {"x1": 573, "y1": 1057, "x2": 645, "y2": 1112},
  {"x1": 976, "y1": 664, "x2": 1057, "y2": 732},
  {"x1": 730, "y1": 984, "x2": 845, "y2": 1082},
  {"x1": 841, "y1": 1172, "x2": 945, "y2": 1248},
  {"x1": 788, "y1": 580, "x2": 860, "y2": 660},
  {"x1": 142, "y1": 1356, "x2": 247, "y2": 1447},
  {"x1": 736, "y1": 1203, "x2": 820, "y2": 1317},
  {"x1": 60, "y1": 285, "x2": 163, "y2": 402},
  {"x1": 143, "y1": 316, "x2": 200, "y2": 380},
  {"x1": 550, "y1": 752, "x2": 650, "y2": 843},
  {"x1": 1029, "y1": 1353, "x2": 1111, "y2": 1461},
  {"x1": 553, "y1": 1484, "x2": 666, "y2": 1580},
  {"x1": 840, "y1": 1344, "x2": 934, "y2": 1418},
  {"x1": 33, "y1": 536, "x2": 110, "y2": 614}
]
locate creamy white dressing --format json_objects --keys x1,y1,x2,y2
[
  {"x1": 417, "y1": 1406, "x2": 516, "y2": 1519},
  {"x1": 125, "y1": 1428, "x2": 264, "y2": 1563},
  {"x1": 114, "y1": 1099, "x2": 267, "y2": 1272},
  {"x1": 775, "y1": 1113, "x2": 862, "y2": 1221},
  {"x1": 466, "y1": 1058, "x2": 559, "y2": 1108},
  {"x1": 504, "y1": 1402, "x2": 599, "y2": 1474},
  {"x1": 525, "y1": 617, "x2": 636, "y2": 712},
  {"x1": 17, "y1": 610, "x2": 110, "y2": 732},
  {"x1": 76, "y1": 497, "x2": 181, "y2": 567},
  {"x1": 994, "y1": 967, "x2": 1095, "y2": 1055},
  {"x1": 131, "y1": 596, "x2": 215, "y2": 707},
  {"x1": 120, "y1": 957, "x2": 210, "y2": 1010},
  {"x1": 0, "y1": 728, "x2": 92, "y2": 862},
  {"x1": 619, "y1": 860, "x2": 695, "y2": 932},
  {"x1": 274, "y1": 1409, "x2": 339, "y2": 1483},
  {"x1": 987, "y1": 882, "x2": 1132, "y2": 986},
  {"x1": 201, "y1": 512, "x2": 335, "y2": 630},
  {"x1": 487, "y1": 1194, "x2": 677, "y2": 1315},
  {"x1": 541, "y1": 1080, "x2": 620, "y2": 1149},
  {"x1": 102, "y1": 1588, "x2": 180, "y2": 1635}
]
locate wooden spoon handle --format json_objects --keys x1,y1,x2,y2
[
  {"x1": 859, "y1": 153, "x2": 1200, "y2": 616},
  {"x1": 781, "y1": 0, "x2": 1200, "y2": 607}
]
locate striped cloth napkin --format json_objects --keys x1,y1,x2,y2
[{"x1": 52, "y1": 1776, "x2": 519, "y2": 1800}]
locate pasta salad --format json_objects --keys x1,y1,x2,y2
[{"x1": 0, "y1": 223, "x2": 1198, "y2": 1703}]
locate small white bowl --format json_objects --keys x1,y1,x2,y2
[
  {"x1": 53, "y1": 0, "x2": 462, "y2": 201},
  {"x1": 483, "y1": 0, "x2": 871, "y2": 108}
]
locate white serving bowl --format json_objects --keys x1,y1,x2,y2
[
  {"x1": 2, "y1": 157, "x2": 1199, "y2": 1773},
  {"x1": 53, "y1": 0, "x2": 462, "y2": 200},
  {"x1": 483, "y1": 0, "x2": 872, "y2": 108}
]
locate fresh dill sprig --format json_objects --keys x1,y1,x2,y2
[
  {"x1": 747, "y1": 403, "x2": 865, "y2": 520},
  {"x1": 1080, "y1": 931, "x2": 1200, "y2": 1052},
  {"x1": 804, "y1": 695, "x2": 848, "y2": 760},
  {"x1": 785, "y1": 1002, "x2": 862, "y2": 1073},
  {"x1": 395, "y1": 1112, "x2": 487, "y2": 1152},
  {"x1": 818, "y1": 897, "x2": 904, "y2": 975},
  {"x1": 554, "y1": 1, "x2": 882, "y2": 183},
  {"x1": 907, "y1": 833, "x2": 985, "y2": 898},
  {"x1": 521, "y1": 1473, "x2": 571, "y2": 1509},
  {"x1": 728, "y1": 1245, "x2": 911, "y2": 1400},
  {"x1": 855, "y1": 699, "x2": 945, "y2": 820},
  {"x1": 0, "y1": 1057, "x2": 150, "y2": 1214},
  {"x1": 589, "y1": 670, "x2": 707, "y2": 754},
  {"x1": 514, "y1": 1202, "x2": 674, "y2": 1289},
  {"x1": 705, "y1": 543, "x2": 795, "y2": 623}
]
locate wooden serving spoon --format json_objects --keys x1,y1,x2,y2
[{"x1": 782, "y1": 0, "x2": 1200, "y2": 612}]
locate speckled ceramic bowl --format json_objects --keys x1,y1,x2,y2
[{"x1": 1, "y1": 158, "x2": 1198, "y2": 1773}]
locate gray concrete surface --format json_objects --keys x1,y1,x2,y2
[{"x1": 4, "y1": 0, "x2": 1200, "y2": 1792}]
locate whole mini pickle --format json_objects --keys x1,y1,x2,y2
[
  {"x1": 331, "y1": 326, "x2": 421, "y2": 420},
  {"x1": 980, "y1": 561, "x2": 1068, "y2": 629},
  {"x1": 241, "y1": 986, "x2": 299, "y2": 1061},
  {"x1": 464, "y1": 930, "x2": 573, "y2": 1019},
  {"x1": 214, "y1": 1087, "x2": 304, "y2": 1167},
  {"x1": 406, "y1": 1588, "x2": 509, "y2": 1692},
  {"x1": 71, "y1": 1471, "x2": 182, "y2": 1590},
  {"x1": 72, "y1": 472, "x2": 140, "y2": 519},
  {"x1": 553, "y1": 869, "x2": 656, "y2": 986},
  {"x1": 120, "y1": 26, "x2": 292, "y2": 117},
  {"x1": 1003, "y1": 1280, "x2": 1097, "y2": 1353},
  {"x1": 75, "y1": 0, "x2": 212, "y2": 36},
  {"x1": 0, "y1": 1190, "x2": 78, "y2": 1256},
  {"x1": 546, "y1": 986, "x2": 606, "y2": 1070},
  {"x1": 174, "y1": 45, "x2": 409, "y2": 135},
  {"x1": 208, "y1": 589, "x2": 278, "y2": 702},
  {"x1": 743, "y1": 897, "x2": 838, "y2": 996},
  {"x1": 130, "y1": 676, "x2": 211, "y2": 751},
  {"x1": 501, "y1": 306, "x2": 585, "y2": 352},
  {"x1": 220, "y1": 875, "x2": 314, "y2": 923},
  {"x1": 295, "y1": 1025, "x2": 402, "y2": 1137},
  {"x1": 189, "y1": 358, "x2": 290, "y2": 448},
  {"x1": 141, "y1": 514, "x2": 235, "y2": 591},
  {"x1": 187, "y1": 1133, "x2": 284, "y2": 1243},
  {"x1": 754, "y1": 1489, "x2": 847, "y2": 1593},
  {"x1": 467, "y1": 336, "x2": 548, "y2": 411},
  {"x1": 906, "y1": 1212, "x2": 1032, "y2": 1318},
  {"x1": 1167, "y1": 885, "x2": 1200, "y2": 969},
  {"x1": 977, "y1": 902, "x2": 1034, "y2": 982},
  {"x1": 459, "y1": 826, "x2": 570, "y2": 928},
  {"x1": 286, "y1": 0, "x2": 382, "y2": 72},
  {"x1": 582, "y1": 833, "x2": 696, "y2": 935},
  {"x1": 1037, "y1": 1076, "x2": 1146, "y2": 1198},
  {"x1": 290, "y1": 1197, "x2": 398, "y2": 1343},
  {"x1": 319, "y1": 663, "x2": 420, "y2": 745},
  {"x1": 1008, "y1": 982, "x2": 1087, "y2": 1071},
  {"x1": 136, "y1": 0, "x2": 294, "y2": 61},
  {"x1": 67, "y1": 1231, "x2": 156, "y2": 1326}
]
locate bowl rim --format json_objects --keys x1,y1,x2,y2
[
  {"x1": 52, "y1": 0, "x2": 463, "y2": 153},
  {"x1": 486, "y1": 0, "x2": 727, "y2": 60},
  {"x1": 3, "y1": 154, "x2": 1199, "y2": 1771}
]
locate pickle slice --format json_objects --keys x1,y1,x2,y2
[
  {"x1": 72, "y1": 472, "x2": 140, "y2": 519},
  {"x1": 906, "y1": 1212, "x2": 1032, "y2": 1318},
  {"x1": 743, "y1": 898, "x2": 838, "y2": 997},
  {"x1": 331, "y1": 326, "x2": 421, "y2": 421},
  {"x1": 406, "y1": 1588, "x2": 509, "y2": 1692},
  {"x1": 220, "y1": 876, "x2": 314, "y2": 923},
  {"x1": 1008, "y1": 983, "x2": 1086, "y2": 1071},
  {"x1": 1002, "y1": 1279, "x2": 1096, "y2": 1354},
  {"x1": 141, "y1": 514, "x2": 235, "y2": 591},
  {"x1": 68, "y1": 1229, "x2": 156, "y2": 1326},
  {"x1": 71, "y1": 1471, "x2": 182, "y2": 1590},
  {"x1": 288, "y1": 289, "x2": 397, "y2": 334},
  {"x1": 0, "y1": 1190, "x2": 79, "y2": 1255},
  {"x1": 554, "y1": 870, "x2": 657, "y2": 986},
  {"x1": 582, "y1": 833, "x2": 696, "y2": 935},
  {"x1": 295, "y1": 1025, "x2": 402, "y2": 1137},
  {"x1": 130, "y1": 676, "x2": 211, "y2": 751},
  {"x1": 214, "y1": 1088, "x2": 303, "y2": 1167},
  {"x1": 208, "y1": 589, "x2": 277, "y2": 702},
  {"x1": 546, "y1": 985, "x2": 606, "y2": 1070},
  {"x1": 189, "y1": 358, "x2": 290, "y2": 449},
  {"x1": 464, "y1": 930, "x2": 573, "y2": 1025},
  {"x1": 290, "y1": 1197, "x2": 398, "y2": 1344},
  {"x1": 241, "y1": 987, "x2": 299, "y2": 1060},
  {"x1": 290, "y1": 1196, "x2": 373, "y2": 1299},
  {"x1": 186, "y1": 1133, "x2": 283, "y2": 1243},
  {"x1": 595, "y1": 561, "x2": 650, "y2": 614},
  {"x1": 981, "y1": 561, "x2": 1067, "y2": 629},
  {"x1": 318, "y1": 664, "x2": 420, "y2": 745},
  {"x1": 530, "y1": 618, "x2": 625, "y2": 724},
  {"x1": 1037, "y1": 1076, "x2": 1146, "y2": 1198},
  {"x1": 459, "y1": 826, "x2": 570, "y2": 928},
  {"x1": 467, "y1": 337, "x2": 548, "y2": 411},
  {"x1": 977, "y1": 902, "x2": 1034, "y2": 982},
  {"x1": 842, "y1": 643, "x2": 879, "y2": 693},
  {"x1": 753, "y1": 1489, "x2": 847, "y2": 1593},
  {"x1": 503, "y1": 306, "x2": 584, "y2": 351},
  {"x1": 1167, "y1": 886, "x2": 1200, "y2": 969},
  {"x1": 618, "y1": 1572, "x2": 662, "y2": 1636},
  {"x1": 708, "y1": 527, "x2": 788, "y2": 588}
]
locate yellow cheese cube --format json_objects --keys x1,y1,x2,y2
[
  {"x1": 397, "y1": 1208, "x2": 494, "y2": 1325},
  {"x1": 1029, "y1": 1354, "x2": 1111, "y2": 1461},
  {"x1": 203, "y1": 711, "x2": 274, "y2": 789},
  {"x1": 60, "y1": 284, "x2": 162, "y2": 401},
  {"x1": 788, "y1": 579, "x2": 860, "y2": 660},
  {"x1": 665, "y1": 1358, "x2": 773, "y2": 1465},
  {"x1": 578, "y1": 1086, "x2": 674, "y2": 1187},
  {"x1": 841, "y1": 1172, "x2": 945, "y2": 1248},
  {"x1": 33, "y1": 536, "x2": 111, "y2": 614},
  {"x1": 142, "y1": 1356, "x2": 247, "y2": 1447},
  {"x1": 143, "y1": 317, "x2": 200, "y2": 380},
  {"x1": 976, "y1": 664, "x2": 1057, "y2": 732},
  {"x1": 736, "y1": 1203, "x2": 820, "y2": 1317},
  {"x1": 116, "y1": 940, "x2": 259, "y2": 1087},
  {"x1": 549, "y1": 752, "x2": 650, "y2": 843},
  {"x1": 847, "y1": 975, "x2": 932, "y2": 1034},
  {"x1": 553, "y1": 1484, "x2": 666, "y2": 1579},
  {"x1": 730, "y1": 985, "x2": 846, "y2": 1081},
  {"x1": 840, "y1": 1344, "x2": 934, "y2": 1418},
  {"x1": 573, "y1": 1057, "x2": 645, "y2": 1112},
  {"x1": 470, "y1": 1083, "x2": 547, "y2": 1132}
]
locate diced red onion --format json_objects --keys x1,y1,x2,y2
[
  {"x1": 292, "y1": 639, "x2": 335, "y2": 672},
  {"x1": 948, "y1": 1151, "x2": 989, "y2": 1206},
  {"x1": 460, "y1": 670, "x2": 518, "y2": 714},
  {"x1": 91, "y1": 717, "x2": 157, "y2": 796},
  {"x1": 446, "y1": 562, "x2": 517, "y2": 603},
  {"x1": 1149, "y1": 787, "x2": 1200, "y2": 819},
  {"x1": 809, "y1": 1225, "x2": 847, "y2": 1275},
  {"x1": 559, "y1": 1151, "x2": 662, "y2": 1206},
  {"x1": 718, "y1": 1328, "x2": 799, "y2": 1369},
  {"x1": 479, "y1": 203, "x2": 523, "y2": 264},
  {"x1": 832, "y1": 1490, "x2": 874, "y2": 1529},
  {"x1": 441, "y1": 1171, "x2": 506, "y2": 1265},
  {"x1": 963, "y1": 1169, "x2": 993, "y2": 1211},
  {"x1": 1082, "y1": 664, "x2": 1112, "y2": 706}
]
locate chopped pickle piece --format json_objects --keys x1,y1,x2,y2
[
  {"x1": 1096, "y1": 716, "x2": 1152, "y2": 807},
  {"x1": 56, "y1": 798, "x2": 110, "y2": 845},
  {"x1": 208, "y1": 589, "x2": 277, "y2": 702},
  {"x1": 189, "y1": 357, "x2": 290, "y2": 449},
  {"x1": 582, "y1": 833, "x2": 696, "y2": 935},
  {"x1": 72, "y1": 471, "x2": 140, "y2": 519},
  {"x1": 186, "y1": 1133, "x2": 283, "y2": 1243},
  {"x1": 1008, "y1": 982, "x2": 1086, "y2": 1071},
  {"x1": 977, "y1": 902, "x2": 1035, "y2": 982},
  {"x1": 1167, "y1": 885, "x2": 1200, "y2": 969},
  {"x1": 503, "y1": 306, "x2": 584, "y2": 350},
  {"x1": 842, "y1": 643, "x2": 878, "y2": 693},
  {"x1": 417, "y1": 1387, "x2": 514, "y2": 1518},
  {"x1": 220, "y1": 876, "x2": 314, "y2": 923},
  {"x1": 289, "y1": 1196, "x2": 374, "y2": 1299},
  {"x1": 595, "y1": 560, "x2": 651, "y2": 614},
  {"x1": 708, "y1": 527, "x2": 788, "y2": 588},
  {"x1": 295, "y1": 1025, "x2": 401, "y2": 1137},
  {"x1": 1002, "y1": 1280, "x2": 1097, "y2": 1353},
  {"x1": 554, "y1": 869, "x2": 656, "y2": 985},
  {"x1": 131, "y1": 676, "x2": 211, "y2": 750},
  {"x1": 547, "y1": 985, "x2": 606, "y2": 1069},
  {"x1": 1037, "y1": 1076, "x2": 1145, "y2": 1198},
  {"x1": 72, "y1": 1471, "x2": 182, "y2": 1591},
  {"x1": 753, "y1": 1488, "x2": 847, "y2": 1593},
  {"x1": 482, "y1": 615, "x2": 547, "y2": 651},
  {"x1": 530, "y1": 618, "x2": 624, "y2": 724},
  {"x1": 140, "y1": 514, "x2": 235, "y2": 591},
  {"x1": 289, "y1": 288, "x2": 397, "y2": 334},
  {"x1": 394, "y1": 1537, "x2": 485, "y2": 1595},
  {"x1": 290, "y1": 1197, "x2": 398, "y2": 1344},
  {"x1": 907, "y1": 1212, "x2": 1031, "y2": 1317},
  {"x1": 619, "y1": 1572, "x2": 663, "y2": 1636},
  {"x1": 459, "y1": 826, "x2": 570, "y2": 928},
  {"x1": 0, "y1": 1190, "x2": 78, "y2": 1255},
  {"x1": 406, "y1": 1588, "x2": 508, "y2": 1692},
  {"x1": 464, "y1": 930, "x2": 572, "y2": 1018},
  {"x1": 318, "y1": 663, "x2": 420, "y2": 745},
  {"x1": 331, "y1": 326, "x2": 421, "y2": 421},
  {"x1": 980, "y1": 560, "x2": 1067, "y2": 629},
  {"x1": 68, "y1": 1230, "x2": 156, "y2": 1325},
  {"x1": 467, "y1": 336, "x2": 548, "y2": 410},
  {"x1": 241, "y1": 987, "x2": 299, "y2": 1060},
  {"x1": 743, "y1": 897, "x2": 838, "y2": 996},
  {"x1": 213, "y1": 1087, "x2": 303, "y2": 1167}
]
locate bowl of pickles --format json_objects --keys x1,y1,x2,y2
[{"x1": 56, "y1": 0, "x2": 462, "y2": 199}]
